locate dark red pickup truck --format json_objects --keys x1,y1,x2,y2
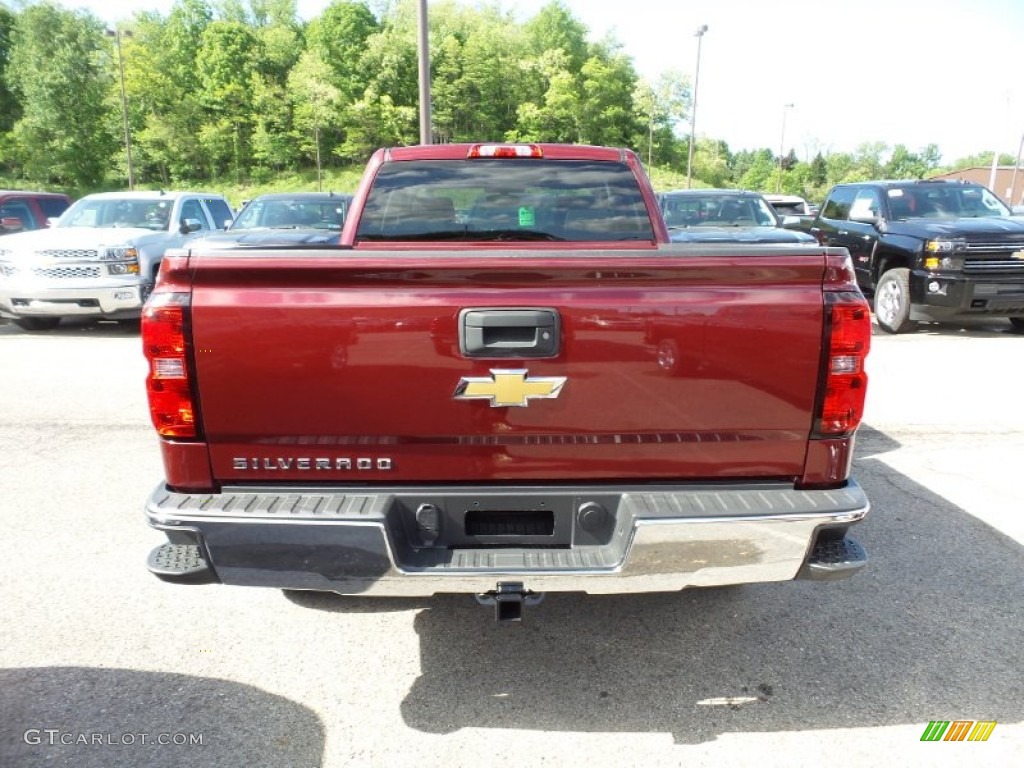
[
  {"x1": 0, "y1": 190, "x2": 71, "y2": 234},
  {"x1": 142, "y1": 143, "x2": 872, "y2": 619}
]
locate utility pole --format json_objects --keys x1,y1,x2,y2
[
  {"x1": 106, "y1": 28, "x2": 135, "y2": 190},
  {"x1": 685, "y1": 25, "x2": 708, "y2": 188},
  {"x1": 416, "y1": 0, "x2": 432, "y2": 144}
]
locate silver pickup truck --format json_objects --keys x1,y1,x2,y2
[{"x1": 0, "y1": 190, "x2": 232, "y2": 331}]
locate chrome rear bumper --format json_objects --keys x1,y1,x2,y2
[{"x1": 145, "y1": 480, "x2": 870, "y2": 595}]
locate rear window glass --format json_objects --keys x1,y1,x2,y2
[
  {"x1": 355, "y1": 159, "x2": 655, "y2": 242},
  {"x1": 0, "y1": 199, "x2": 38, "y2": 229},
  {"x1": 38, "y1": 197, "x2": 70, "y2": 220},
  {"x1": 770, "y1": 201, "x2": 804, "y2": 215},
  {"x1": 234, "y1": 198, "x2": 349, "y2": 230},
  {"x1": 662, "y1": 194, "x2": 777, "y2": 227},
  {"x1": 205, "y1": 198, "x2": 234, "y2": 229},
  {"x1": 821, "y1": 187, "x2": 856, "y2": 220},
  {"x1": 886, "y1": 185, "x2": 1010, "y2": 219}
]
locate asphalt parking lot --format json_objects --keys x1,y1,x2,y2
[{"x1": 0, "y1": 314, "x2": 1021, "y2": 767}]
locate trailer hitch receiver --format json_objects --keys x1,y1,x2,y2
[{"x1": 474, "y1": 582, "x2": 545, "y2": 622}]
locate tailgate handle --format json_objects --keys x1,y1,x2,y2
[{"x1": 459, "y1": 308, "x2": 560, "y2": 358}]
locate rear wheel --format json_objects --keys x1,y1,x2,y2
[
  {"x1": 873, "y1": 268, "x2": 916, "y2": 334},
  {"x1": 1010, "y1": 318, "x2": 1024, "y2": 333},
  {"x1": 13, "y1": 317, "x2": 60, "y2": 331}
]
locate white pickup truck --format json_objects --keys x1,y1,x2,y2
[{"x1": 0, "y1": 190, "x2": 232, "y2": 330}]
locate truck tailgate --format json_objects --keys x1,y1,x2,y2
[{"x1": 188, "y1": 247, "x2": 826, "y2": 484}]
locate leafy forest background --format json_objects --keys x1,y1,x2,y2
[{"x1": 0, "y1": 0, "x2": 1014, "y2": 206}]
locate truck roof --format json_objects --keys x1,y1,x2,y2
[
  {"x1": 0, "y1": 189, "x2": 71, "y2": 199},
  {"x1": 661, "y1": 188, "x2": 766, "y2": 198},
  {"x1": 836, "y1": 179, "x2": 983, "y2": 189},
  {"x1": 380, "y1": 143, "x2": 631, "y2": 163},
  {"x1": 80, "y1": 190, "x2": 225, "y2": 201}
]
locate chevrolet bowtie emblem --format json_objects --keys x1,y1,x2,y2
[
  {"x1": 454, "y1": 369, "x2": 566, "y2": 407},
  {"x1": 1012, "y1": 250, "x2": 1024, "y2": 260}
]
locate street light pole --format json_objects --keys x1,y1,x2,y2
[
  {"x1": 106, "y1": 28, "x2": 135, "y2": 190},
  {"x1": 776, "y1": 103, "x2": 794, "y2": 193},
  {"x1": 686, "y1": 24, "x2": 708, "y2": 189}
]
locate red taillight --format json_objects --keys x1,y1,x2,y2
[
  {"x1": 815, "y1": 292, "x2": 871, "y2": 436},
  {"x1": 142, "y1": 292, "x2": 197, "y2": 438},
  {"x1": 467, "y1": 144, "x2": 543, "y2": 159}
]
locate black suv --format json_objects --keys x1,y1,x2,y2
[{"x1": 810, "y1": 180, "x2": 1024, "y2": 333}]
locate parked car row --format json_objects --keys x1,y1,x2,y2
[
  {"x1": 656, "y1": 181, "x2": 1024, "y2": 335},
  {"x1": 0, "y1": 190, "x2": 353, "y2": 331},
  {"x1": 4, "y1": 177, "x2": 1022, "y2": 336}
]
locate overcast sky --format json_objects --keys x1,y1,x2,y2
[{"x1": 60, "y1": 0, "x2": 1024, "y2": 165}]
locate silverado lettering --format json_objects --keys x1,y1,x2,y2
[
  {"x1": 143, "y1": 143, "x2": 873, "y2": 621},
  {"x1": 232, "y1": 458, "x2": 394, "y2": 471}
]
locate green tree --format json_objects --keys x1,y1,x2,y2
[
  {"x1": 849, "y1": 142, "x2": 887, "y2": 181},
  {"x1": 213, "y1": 0, "x2": 249, "y2": 23},
  {"x1": 196, "y1": 20, "x2": 261, "y2": 179},
  {"x1": 0, "y1": 5, "x2": 20, "y2": 173},
  {"x1": 634, "y1": 71, "x2": 688, "y2": 169},
  {"x1": 691, "y1": 138, "x2": 730, "y2": 188},
  {"x1": 8, "y1": 4, "x2": 116, "y2": 188},
  {"x1": 421, "y1": 1, "x2": 526, "y2": 143},
  {"x1": 127, "y1": 1, "x2": 214, "y2": 184},
  {"x1": 809, "y1": 152, "x2": 828, "y2": 188},
  {"x1": 428, "y1": 28, "x2": 464, "y2": 143},
  {"x1": 578, "y1": 43, "x2": 640, "y2": 147},
  {"x1": 339, "y1": 82, "x2": 416, "y2": 160},
  {"x1": 919, "y1": 143, "x2": 942, "y2": 171},
  {"x1": 337, "y1": 14, "x2": 418, "y2": 157},
  {"x1": 305, "y1": 1, "x2": 380, "y2": 102},
  {"x1": 0, "y1": 5, "x2": 19, "y2": 135},
  {"x1": 946, "y1": 150, "x2": 1014, "y2": 170},
  {"x1": 288, "y1": 49, "x2": 342, "y2": 185},
  {"x1": 512, "y1": 0, "x2": 595, "y2": 143},
  {"x1": 508, "y1": 49, "x2": 580, "y2": 143},
  {"x1": 249, "y1": 72, "x2": 297, "y2": 175},
  {"x1": 166, "y1": 0, "x2": 213, "y2": 92},
  {"x1": 523, "y1": 0, "x2": 587, "y2": 75},
  {"x1": 825, "y1": 152, "x2": 855, "y2": 186},
  {"x1": 249, "y1": 0, "x2": 302, "y2": 84},
  {"x1": 738, "y1": 149, "x2": 776, "y2": 191},
  {"x1": 884, "y1": 144, "x2": 927, "y2": 179}
]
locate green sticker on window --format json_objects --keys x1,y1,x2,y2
[{"x1": 518, "y1": 207, "x2": 535, "y2": 227}]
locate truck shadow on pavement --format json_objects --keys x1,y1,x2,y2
[
  {"x1": 868, "y1": 314, "x2": 1022, "y2": 338},
  {"x1": 0, "y1": 667, "x2": 324, "y2": 768},
  {"x1": 0, "y1": 317, "x2": 140, "y2": 337},
  {"x1": 286, "y1": 422, "x2": 1023, "y2": 745}
]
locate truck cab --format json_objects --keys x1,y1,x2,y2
[{"x1": 810, "y1": 180, "x2": 1024, "y2": 333}]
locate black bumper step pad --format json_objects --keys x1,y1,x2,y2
[{"x1": 799, "y1": 536, "x2": 868, "y2": 581}]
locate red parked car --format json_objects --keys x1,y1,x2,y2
[{"x1": 0, "y1": 190, "x2": 72, "y2": 234}]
